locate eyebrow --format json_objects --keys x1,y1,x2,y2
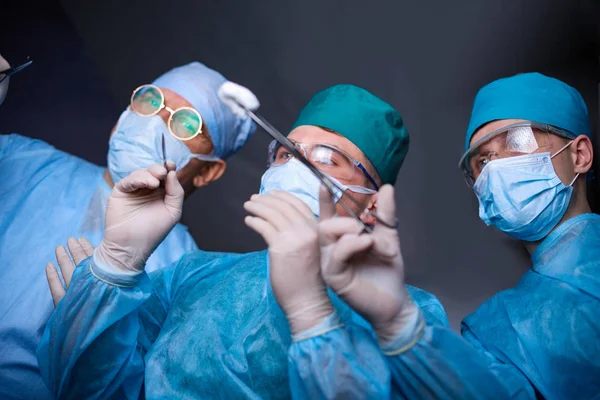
[{"x1": 288, "y1": 138, "x2": 347, "y2": 154}]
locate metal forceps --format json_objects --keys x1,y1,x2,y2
[
  {"x1": 161, "y1": 133, "x2": 168, "y2": 169},
  {"x1": 242, "y1": 108, "x2": 398, "y2": 233}
]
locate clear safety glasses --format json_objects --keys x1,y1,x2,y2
[
  {"x1": 130, "y1": 84, "x2": 203, "y2": 141},
  {"x1": 459, "y1": 122, "x2": 574, "y2": 187},
  {"x1": 268, "y1": 139, "x2": 380, "y2": 191}
]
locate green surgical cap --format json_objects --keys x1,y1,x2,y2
[
  {"x1": 291, "y1": 84, "x2": 409, "y2": 185},
  {"x1": 465, "y1": 72, "x2": 590, "y2": 151}
]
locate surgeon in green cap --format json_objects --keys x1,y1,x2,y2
[
  {"x1": 281, "y1": 73, "x2": 598, "y2": 399},
  {"x1": 37, "y1": 84, "x2": 449, "y2": 399}
]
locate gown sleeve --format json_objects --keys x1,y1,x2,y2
[
  {"x1": 36, "y1": 254, "x2": 178, "y2": 400},
  {"x1": 288, "y1": 308, "x2": 536, "y2": 399}
]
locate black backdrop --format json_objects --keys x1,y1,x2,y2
[{"x1": 1, "y1": 0, "x2": 598, "y2": 328}]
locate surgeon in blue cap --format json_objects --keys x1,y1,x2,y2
[
  {"x1": 0, "y1": 62, "x2": 256, "y2": 400},
  {"x1": 282, "y1": 73, "x2": 599, "y2": 399}
]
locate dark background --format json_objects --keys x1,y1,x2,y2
[{"x1": 1, "y1": 0, "x2": 598, "y2": 328}]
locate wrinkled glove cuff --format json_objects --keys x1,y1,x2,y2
[
  {"x1": 292, "y1": 311, "x2": 344, "y2": 343},
  {"x1": 379, "y1": 307, "x2": 425, "y2": 356},
  {"x1": 91, "y1": 249, "x2": 143, "y2": 287}
]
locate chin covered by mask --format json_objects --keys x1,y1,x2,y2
[
  {"x1": 107, "y1": 109, "x2": 218, "y2": 184},
  {"x1": 259, "y1": 158, "x2": 376, "y2": 217}
]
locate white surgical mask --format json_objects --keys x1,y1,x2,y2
[
  {"x1": 259, "y1": 158, "x2": 376, "y2": 217},
  {"x1": 108, "y1": 109, "x2": 218, "y2": 184},
  {"x1": 474, "y1": 141, "x2": 578, "y2": 241}
]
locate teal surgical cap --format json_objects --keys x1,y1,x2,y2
[
  {"x1": 291, "y1": 84, "x2": 409, "y2": 185},
  {"x1": 465, "y1": 72, "x2": 590, "y2": 150}
]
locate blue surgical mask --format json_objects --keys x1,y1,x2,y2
[
  {"x1": 108, "y1": 109, "x2": 219, "y2": 184},
  {"x1": 259, "y1": 158, "x2": 376, "y2": 217},
  {"x1": 474, "y1": 141, "x2": 578, "y2": 241}
]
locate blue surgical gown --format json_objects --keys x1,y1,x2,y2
[
  {"x1": 288, "y1": 213, "x2": 600, "y2": 399},
  {"x1": 37, "y1": 248, "x2": 448, "y2": 399},
  {"x1": 0, "y1": 134, "x2": 198, "y2": 400}
]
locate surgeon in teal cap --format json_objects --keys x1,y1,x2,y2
[
  {"x1": 37, "y1": 84, "x2": 448, "y2": 399},
  {"x1": 283, "y1": 73, "x2": 598, "y2": 399}
]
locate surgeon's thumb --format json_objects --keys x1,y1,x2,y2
[
  {"x1": 164, "y1": 170, "x2": 184, "y2": 219},
  {"x1": 374, "y1": 185, "x2": 396, "y2": 231},
  {"x1": 319, "y1": 185, "x2": 336, "y2": 220}
]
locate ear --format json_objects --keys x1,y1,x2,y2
[
  {"x1": 571, "y1": 135, "x2": 594, "y2": 175},
  {"x1": 192, "y1": 159, "x2": 227, "y2": 188},
  {"x1": 360, "y1": 192, "x2": 378, "y2": 225}
]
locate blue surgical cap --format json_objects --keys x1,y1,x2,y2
[
  {"x1": 465, "y1": 72, "x2": 590, "y2": 150},
  {"x1": 152, "y1": 62, "x2": 256, "y2": 160}
]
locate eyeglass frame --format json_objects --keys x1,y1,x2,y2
[
  {"x1": 458, "y1": 121, "x2": 575, "y2": 186},
  {"x1": 130, "y1": 84, "x2": 204, "y2": 141},
  {"x1": 268, "y1": 139, "x2": 380, "y2": 191}
]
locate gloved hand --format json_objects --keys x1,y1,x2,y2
[
  {"x1": 244, "y1": 190, "x2": 334, "y2": 335},
  {"x1": 94, "y1": 163, "x2": 184, "y2": 273},
  {"x1": 218, "y1": 81, "x2": 260, "y2": 118},
  {"x1": 318, "y1": 184, "x2": 417, "y2": 345},
  {"x1": 46, "y1": 237, "x2": 95, "y2": 307}
]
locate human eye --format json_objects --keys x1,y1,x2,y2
[{"x1": 276, "y1": 148, "x2": 293, "y2": 162}]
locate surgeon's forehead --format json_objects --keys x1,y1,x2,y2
[{"x1": 469, "y1": 118, "x2": 529, "y2": 147}]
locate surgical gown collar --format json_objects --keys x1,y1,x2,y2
[{"x1": 532, "y1": 213, "x2": 599, "y2": 264}]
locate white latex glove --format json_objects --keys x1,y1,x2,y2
[
  {"x1": 318, "y1": 184, "x2": 417, "y2": 344},
  {"x1": 244, "y1": 190, "x2": 334, "y2": 335},
  {"x1": 94, "y1": 163, "x2": 184, "y2": 273},
  {"x1": 218, "y1": 81, "x2": 260, "y2": 118},
  {"x1": 46, "y1": 237, "x2": 95, "y2": 307}
]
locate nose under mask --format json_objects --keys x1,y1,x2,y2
[
  {"x1": 259, "y1": 158, "x2": 376, "y2": 217},
  {"x1": 107, "y1": 109, "x2": 218, "y2": 184}
]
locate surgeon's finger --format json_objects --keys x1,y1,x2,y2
[
  {"x1": 262, "y1": 191, "x2": 315, "y2": 221},
  {"x1": 248, "y1": 193, "x2": 302, "y2": 222},
  {"x1": 116, "y1": 170, "x2": 161, "y2": 193},
  {"x1": 165, "y1": 160, "x2": 176, "y2": 172},
  {"x1": 55, "y1": 245, "x2": 75, "y2": 287},
  {"x1": 68, "y1": 237, "x2": 88, "y2": 265},
  {"x1": 330, "y1": 234, "x2": 374, "y2": 271},
  {"x1": 46, "y1": 263, "x2": 66, "y2": 307},
  {"x1": 147, "y1": 164, "x2": 168, "y2": 180},
  {"x1": 78, "y1": 237, "x2": 95, "y2": 257},
  {"x1": 244, "y1": 199, "x2": 291, "y2": 231},
  {"x1": 244, "y1": 215, "x2": 278, "y2": 244},
  {"x1": 318, "y1": 217, "x2": 364, "y2": 246},
  {"x1": 373, "y1": 185, "x2": 397, "y2": 232},
  {"x1": 319, "y1": 185, "x2": 337, "y2": 220}
]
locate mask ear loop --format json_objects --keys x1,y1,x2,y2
[
  {"x1": 569, "y1": 173, "x2": 580, "y2": 187},
  {"x1": 550, "y1": 140, "x2": 574, "y2": 159},
  {"x1": 549, "y1": 140, "x2": 579, "y2": 187}
]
